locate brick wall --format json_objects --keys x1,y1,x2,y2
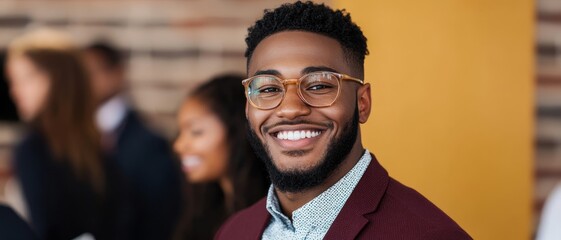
[{"x1": 536, "y1": 0, "x2": 561, "y2": 229}]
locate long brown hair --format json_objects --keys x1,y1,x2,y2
[{"x1": 8, "y1": 30, "x2": 105, "y2": 195}]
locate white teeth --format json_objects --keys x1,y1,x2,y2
[
  {"x1": 276, "y1": 130, "x2": 321, "y2": 140},
  {"x1": 182, "y1": 156, "x2": 202, "y2": 170}
]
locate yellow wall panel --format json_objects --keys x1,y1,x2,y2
[{"x1": 334, "y1": 1, "x2": 534, "y2": 239}]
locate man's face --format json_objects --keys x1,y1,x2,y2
[
  {"x1": 82, "y1": 50, "x2": 124, "y2": 104},
  {"x1": 246, "y1": 31, "x2": 369, "y2": 192}
]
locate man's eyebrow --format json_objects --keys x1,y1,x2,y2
[
  {"x1": 301, "y1": 66, "x2": 339, "y2": 75},
  {"x1": 252, "y1": 66, "x2": 339, "y2": 77},
  {"x1": 253, "y1": 69, "x2": 281, "y2": 76}
]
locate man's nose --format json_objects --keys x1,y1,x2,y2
[{"x1": 274, "y1": 85, "x2": 311, "y2": 120}]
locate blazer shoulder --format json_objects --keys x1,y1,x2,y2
[
  {"x1": 215, "y1": 198, "x2": 269, "y2": 240},
  {"x1": 421, "y1": 225, "x2": 473, "y2": 240},
  {"x1": 365, "y1": 178, "x2": 471, "y2": 238},
  {"x1": 384, "y1": 178, "x2": 460, "y2": 223}
]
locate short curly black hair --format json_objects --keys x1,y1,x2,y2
[{"x1": 245, "y1": 1, "x2": 368, "y2": 75}]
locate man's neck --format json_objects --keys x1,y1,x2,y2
[{"x1": 275, "y1": 140, "x2": 366, "y2": 219}]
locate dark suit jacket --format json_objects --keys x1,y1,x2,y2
[
  {"x1": 0, "y1": 205, "x2": 37, "y2": 240},
  {"x1": 112, "y1": 111, "x2": 183, "y2": 240},
  {"x1": 14, "y1": 131, "x2": 130, "y2": 240},
  {"x1": 215, "y1": 154, "x2": 472, "y2": 240}
]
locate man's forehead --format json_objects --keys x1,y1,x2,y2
[{"x1": 248, "y1": 31, "x2": 348, "y2": 77}]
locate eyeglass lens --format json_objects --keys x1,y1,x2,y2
[{"x1": 247, "y1": 72, "x2": 340, "y2": 109}]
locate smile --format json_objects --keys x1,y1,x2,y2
[
  {"x1": 264, "y1": 122, "x2": 331, "y2": 151},
  {"x1": 276, "y1": 130, "x2": 322, "y2": 141},
  {"x1": 181, "y1": 156, "x2": 202, "y2": 172}
]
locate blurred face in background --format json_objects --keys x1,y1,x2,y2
[
  {"x1": 82, "y1": 50, "x2": 124, "y2": 104},
  {"x1": 174, "y1": 97, "x2": 229, "y2": 182},
  {"x1": 6, "y1": 54, "x2": 51, "y2": 121}
]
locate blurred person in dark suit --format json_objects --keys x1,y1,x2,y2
[
  {"x1": 6, "y1": 29, "x2": 130, "y2": 240},
  {"x1": 82, "y1": 42, "x2": 182, "y2": 240},
  {"x1": 173, "y1": 74, "x2": 269, "y2": 240},
  {"x1": 0, "y1": 204, "x2": 37, "y2": 240}
]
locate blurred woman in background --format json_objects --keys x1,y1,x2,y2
[
  {"x1": 6, "y1": 29, "x2": 128, "y2": 240},
  {"x1": 173, "y1": 74, "x2": 269, "y2": 240}
]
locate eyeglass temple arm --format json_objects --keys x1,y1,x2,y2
[{"x1": 341, "y1": 74, "x2": 365, "y2": 85}]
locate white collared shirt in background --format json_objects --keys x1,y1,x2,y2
[{"x1": 96, "y1": 94, "x2": 128, "y2": 134}]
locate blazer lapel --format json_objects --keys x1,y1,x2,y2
[
  {"x1": 245, "y1": 199, "x2": 272, "y2": 240},
  {"x1": 323, "y1": 154, "x2": 389, "y2": 240}
]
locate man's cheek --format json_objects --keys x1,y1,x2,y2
[{"x1": 249, "y1": 111, "x2": 268, "y2": 135}]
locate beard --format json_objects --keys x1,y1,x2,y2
[{"x1": 247, "y1": 107, "x2": 359, "y2": 193}]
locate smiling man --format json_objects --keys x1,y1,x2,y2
[{"x1": 215, "y1": 1, "x2": 471, "y2": 239}]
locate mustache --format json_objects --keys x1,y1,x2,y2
[{"x1": 262, "y1": 119, "x2": 334, "y2": 133}]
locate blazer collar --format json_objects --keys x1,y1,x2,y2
[
  {"x1": 323, "y1": 153, "x2": 389, "y2": 239},
  {"x1": 246, "y1": 198, "x2": 272, "y2": 240}
]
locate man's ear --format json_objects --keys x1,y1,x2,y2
[{"x1": 357, "y1": 83, "x2": 371, "y2": 124}]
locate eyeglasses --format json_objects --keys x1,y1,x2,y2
[{"x1": 242, "y1": 71, "x2": 364, "y2": 110}]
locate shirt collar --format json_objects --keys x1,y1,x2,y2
[{"x1": 96, "y1": 94, "x2": 129, "y2": 133}]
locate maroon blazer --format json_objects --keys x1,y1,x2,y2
[{"x1": 215, "y1": 155, "x2": 472, "y2": 239}]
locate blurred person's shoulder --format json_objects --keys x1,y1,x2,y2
[
  {"x1": 16, "y1": 129, "x2": 43, "y2": 147},
  {"x1": 0, "y1": 204, "x2": 37, "y2": 240},
  {"x1": 119, "y1": 110, "x2": 168, "y2": 147},
  {"x1": 14, "y1": 130, "x2": 49, "y2": 161},
  {"x1": 214, "y1": 197, "x2": 269, "y2": 240},
  {"x1": 115, "y1": 110, "x2": 180, "y2": 185}
]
